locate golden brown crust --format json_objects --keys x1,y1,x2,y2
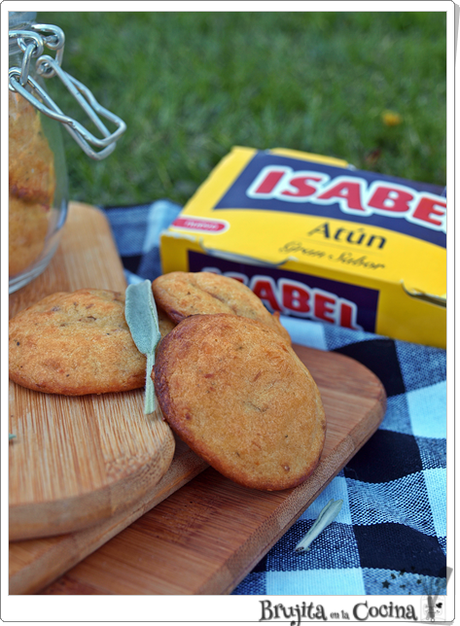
[
  {"x1": 9, "y1": 195, "x2": 50, "y2": 276},
  {"x1": 157, "y1": 304, "x2": 176, "y2": 339},
  {"x1": 152, "y1": 271, "x2": 291, "y2": 344},
  {"x1": 9, "y1": 91, "x2": 56, "y2": 205},
  {"x1": 9, "y1": 91, "x2": 57, "y2": 277},
  {"x1": 154, "y1": 313, "x2": 326, "y2": 491},
  {"x1": 9, "y1": 289, "x2": 146, "y2": 396}
]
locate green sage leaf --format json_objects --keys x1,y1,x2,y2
[
  {"x1": 125, "y1": 279, "x2": 161, "y2": 414},
  {"x1": 295, "y1": 498, "x2": 343, "y2": 552}
]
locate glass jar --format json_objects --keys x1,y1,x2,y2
[
  {"x1": 9, "y1": 12, "x2": 68, "y2": 293},
  {"x1": 8, "y1": 12, "x2": 126, "y2": 293}
]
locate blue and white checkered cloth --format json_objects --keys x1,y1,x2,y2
[{"x1": 103, "y1": 199, "x2": 447, "y2": 597}]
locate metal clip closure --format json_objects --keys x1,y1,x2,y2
[
  {"x1": 9, "y1": 29, "x2": 44, "y2": 86},
  {"x1": 28, "y1": 23, "x2": 66, "y2": 77},
  {"x1": 9, "y1": 23, "x2": 126, "y2": 160}
]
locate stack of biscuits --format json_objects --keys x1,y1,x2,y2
[
  {"x1": 9, "y1": 272, "x2": 326, "y2": 491},
  {"x1": 9, "y1": 90, "x2": 56, "y2": 277}
]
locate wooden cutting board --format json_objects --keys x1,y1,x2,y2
[
  {"x1": 9, "y1": 202, "x2": 387, "y2": 595},
  {"x1": 8, "y1": 203, "x2": 181, "y2": 541}
]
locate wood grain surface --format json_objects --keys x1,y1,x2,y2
[
  {"x1": 9, "y1": 202, "x2": 387, "y2": 595},
  {"x1": 37, "y1": 345, "x2": 386, "y2": 596},
  {"x1": 9, "y1": 437, "x2": 207, "y2": 595}
]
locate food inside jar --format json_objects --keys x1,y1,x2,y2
[{"x1": 9, "y1": 90, "x2": 56, "y2": 277}]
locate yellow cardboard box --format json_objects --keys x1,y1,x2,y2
[{"x1": 160, "y1": 147, "x2": 446, "y2": 348}]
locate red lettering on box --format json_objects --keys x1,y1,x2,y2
[
  {"x1": 317, "y1": 178, "x2": 366, "y2": 213},
  {"x1": 195, "y1": 263, "x2": 368, "y2": 332},
  {"x1": 243, "y1": 162, "x2": 446, "y2": 241},
  {"x1": 313, "y1": 291, "x2": 337, "y2": 323},
  {"x1": 253, "y1": 169, "x2": 285, "y2": 194},
  {"x1": 411, "y1": 195, "x2": 446, "y2": 230},
  {"x1": 340, "y1": 301, "x2": 361, "y2": 330},
  {"x1": 368, "y1": 185, "x2": 414, "y2": 214},
  {"x1": 280, "y1": 280, "x2": 311, "y2": 313},
  {"x1": 281, "y1": 174, "x2": 324, "y2": 199},
  {"x1": 172, "y1": 216, "x2": 228, "y2": 233},
  {"x1": 250, "y1": 276, "x2": 281, "y2": 312}
]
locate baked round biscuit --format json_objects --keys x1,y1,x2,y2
[
  {"x1": 9, "y1": 91, "x2": 56, "y2": 205},
  {"x1": 154, "y1": 313, "x2": 326, "y2": 491},
  {"x1": 9, "y1": 194, "x2": 50, "y2": 277},
  {"x1": 157, "y1": 304, "x2": 176, "y2": 338},
  {"x1": 152, "y1": 271, "x2": 291, "y2": 344},
  {"x1": 9, "y1": 289, "x2": 147, "y2": 396}
]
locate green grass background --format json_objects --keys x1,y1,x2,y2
[{"x1": 37, "y1": 11, "x2": 446, "y2": 207}]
